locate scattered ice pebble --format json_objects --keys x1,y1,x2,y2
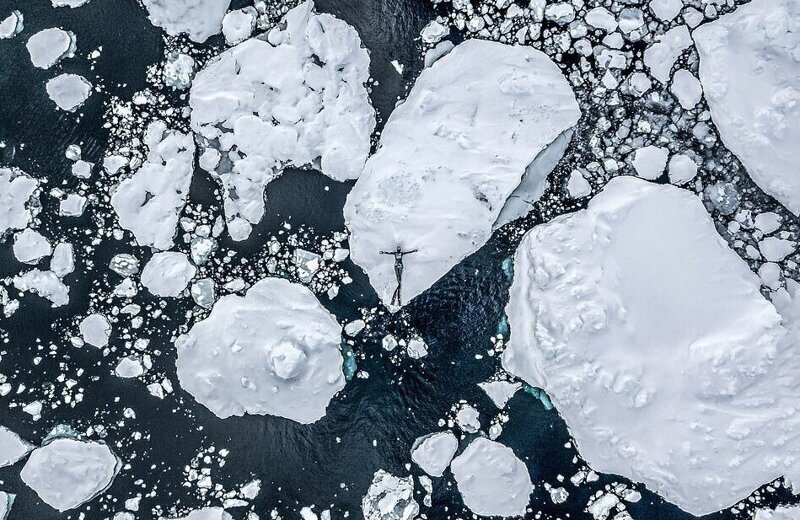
[
  {"x1": 502, "y1": 176, "x2": 794, "y2": 516},
  {"x1": 361, "y1": 470, "x2": 418, "y2": 520},
  {"x1": 50, "y1": 243, "x2": 75, "y2": 278},
  {"x1": 26, "y1": 28, "x2": 76, "y2": 69},
  {"x1": 451, "y1": 437, "x2": 532, "y2": 517},
  {"x1": 411, "y1": 431, "x2": 458, "y2": 477},
  {"x1": 345, "y1": 39, "x2": 579, "y2": 308},
  {"x1": 13, "y1": 229, "x2": 51, "y2": 264},
  {"x1": 567, "y1": 170, "x2": 591, "y2": 198},
  {"x1": 0, "y1": 167, "x2": 39, "y2": 236},
  {"x1": 13, "y1": 270, "x2": 69, "y2": 306},
  {"x1": 420, "y1": 20, "x2": 448, "y2": 44},
  {"x1": 649, "y1": 0, "x2": 682, "y2": 21},
  {"x1": 670, "y1": 69, "x2": 702, "y2": 109},
  {"x1": 455, "y1": 404, "x2": 480, "y2": 433},
  {"x1": 221, "y1": 8, "x2": 256, "y2": 46},
  {"x1": 20, "y1": 438, "x2": 120, "y2": 512},
  {"x1": 141, "y1": 0, "x2": 231, "y2": 43},
  {"x1": 755, "y1": 506, "x2": 800, "y2": 520},
  {"x1": 190, "y1": 1, "x2": 375, "y2": 241},
  {"x1": 631, "y1": 145, "x2": 668, "y2": 180},
  {"x1": 0, "y1": 427, "x2": 32, "y2": 467},
  {"x1": 114, "y1": 357, "x2": 144, "y2": 378},
  {"x1": 643, "y1": 25, "x2": 691, "y2": 83},
  {"x1": 694, "y1": 0, "x2": 800, "y2": 215},
  {"x1": 163, "y1": 52, "x2": 196, "y2": 90},
  {"x1": 381, "y1": 334, "x2": 398, "y2": 351},
  {"x1": 111, "y1": 121, "x2": 195, "y2": 250},
  {"x1": 759, "y1": 237, "x2": 795, "y2": 262},
  {"x1": 0, "y1": 11, "x2": 23, "y2": 39},
  {"x1": 479, "y1": 380, "x2": 521, "y2": 409},
  {"x1": 59, "y1": 193, "x2": 87, "y2": 217},
  {"x1": 667, "y1": 153, "x2": 698, "y2": 184},
  {"x1": 80, "y1": 313, "x2": 111, "y2": 348},
  {"x1": 46, "y1": 74, "x2": 93, "y2": 112},
  {"x1": 141, "y1": 252, "x2": 196, "y2": 297},
  {"x1": 175, "y1": 278, "x2": 345, "y2": 423}
]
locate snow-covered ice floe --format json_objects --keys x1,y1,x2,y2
[
  {"x1": 411, "y1": 431, "x2": 458, "y2": 477},
  {"x1": 0, "y1": 11, "x2": 23, "y2": 39},
  {"x1": 190, "y1": 0, "x2": 374, "y2": 241},
  {"x1": 111, "y1": 121, "x2": 195, "y2": 250},
  {"x1": 176, "y1": 277, "x2": 345, "y2": 423},
  {"x1": 694, "y1": 0, "x2": 800, "y2": 215},
  {"x1": 141, "y1": 252, "x2": 196, "y2": 298},
  {"x1": 26, "y1": 28, "x2": 76, "y2": 69},
  {"x1": 162, "y1": 507, "x2": 233, "y2": 520},
  {"x1": 0, "y1": 426, "x2": 32, "y2": 467},
  {"x1": 755, "y1": 505, "x2": 800, "y2": 520},
  {"x1": 503, "y1": 176, "x2": 800, "y2": 516},
  {"x1": 450, "y1": 437, "x2": 532, "y2": 517},
  {"x1": 344, "y1": 39, "x2": 580, "y2": 308},
  {"x1": 0, "y1": 168, "x2": 38, "y2": 237},
  {"x1": 21, "y1": 437, "x2": 120, "y2": 512},
  {"x1": 46, "y1": 74, "x2": 93, "y2": 112},
  {"x1": 141, "y1": 0, "x2": 230, "y2": 43},
  {"x1": 0, "y1": 491, "x2": 13, "y2": 519},
  {"x1": 361, "y1": 470, "x2": 419, "y2": 520}
]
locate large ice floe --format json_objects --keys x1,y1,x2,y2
[
  {"x1": 694, "y1": 0, "x2": 800, "y2": 215},
  {"x1": 20, "y1": 437, "x2": 120, "y2": 512},
  {"x1": 0, "y1": 168, "x2": 38, "y2": 237},
  {"x1": 755, "y1": 505, "x2": 800, "y2": 520},
  {"x1": 175, "y1": 277, "x2": 345, "y2": 423},
  {"x1": 502, "y1": 176, "x2": 800, "y2": 516},
  {"x1": 141, "y1": 0, "x2": 231, "y2": 43},
  {"x1": 189, "y1": 0, "x2": 374, "y2": 241},
  {"x1": 344, "y1": 39, "x2": 580, "y2": 308},
  {"x1": 450, "y1": 437, "x2": 532, "y2": 517},
  {"x1": 111, "y1": 121, "x2": 195, "y2": 250}
]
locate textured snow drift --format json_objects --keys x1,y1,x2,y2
[
  {"x1": 190, "y1": 0, "x2": 374, "y2": 241},
  {"x1": 176, "y1": 278, "x2": 345, "y2": 423},
  {"x1": 503, "y1": 176, "x2": 800, "y2": 516},
  {"x1": 344, "y1": 39, "x2": 580, "y2": 308},
  {"x1": 20, "y1": 438, "x2": 120, "y2": 512},
  {"x1": 694, "y1": 0, "x2": 800, "y2": 215}
]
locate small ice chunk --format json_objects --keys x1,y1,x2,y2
[
  {"x1": 643, "y1": 25, "x2": 691, "y2": 83},
  {"x1": 109, "y1": 254, "x2": 139, "y2": 277},
  {"x1": 26, "y1": 28, "x2": 76, "y2": 69},
  {"x1": 420, "y1": 20, "x2": 448, "y2": 44},
  {"x1": 544, "y1": 2, "x2": 575, "y2": 24},
  {"x1": 759, "y1": 237, "x2": 795, "y2": 262},
  {"x1": 670, "y1": 69, "x2": 703, "y2": 110},
  {"x1": 649, "y1": 0, "x2": 682, "y2": 21},
  {"x1": 141, "y1": 0, "x2": 231, "y2": 43},
  {"x1": 115, "y1": 357, "x2": 144, "y2": 378},
  {"x1": 80, "y1": 313, "x2": 111, "y2": 348},
  {"x1": 344, "y1": 320, "x2": 366, "y2": 337},
  {"x1": 13, "y1": 229, "x2": 52, "y2": 264},
  {"x1": 0, "y1": 491, "x2": 14, "y2": 519},
  {"x1": 13, "y1": 270, "x2": 69, "y2": 306},
  {"x1": 59, "y1": 193, "x2": 87, "y2": 217},
  {"x1": 0, "y1": 427, "x2": 32, "y2": 467},
  {"x1": 46, "y1": 74, "x2": 93, "y2": 112},
  {"x1": 166, "y1": 508, "x2": 234, "y2": 520},
  {"x1": 755, "y1": 506, "x2": 800, "y2": 520},
  {"x1": 50, "y1": 243, "x2": 75, "y2": 278},
  {"x1": 190, "y1": 278, "x2": 215, "y2": 308},
  {"x1": 451, "y1": 438, "x2": 533, "y2": 517},
  {"x1": 222, "y1": 8, "x2": 256, "y2": 46},
  {"x1": 0, "y1": 11, "x2": 24, "y2": 39},
  {"x1": 754, "y1": 212, "x2": 782, "y2": 235},
  {"x1": 361, "y1": 470, "x2": 418, "y2": 520},
  {"x1": 585, "y1": 7, "x2": 617, "y2": 32},
  {"x1": 667, "y1": 154, "x2": 698, "y2": 184},
  {"x1": 163, "y1": 52, "x2": 196, "y2": 90},
  {"x1": 455, "y1": 404, "x2": 480, "y2": 433},
  {"x1": 479, "y1": 380, "x2": 521, "y2": 409},
  {"x1": 567, "y1": 170, "x2": 591, "y2": 198},
  {"x1": 0, "y1": 168, "x2": 39, "y2": 236},
  {"x1": 141, "y1": 252, "x2": 196, "y2": 297},
  {"x1": 52, "y1": 0, "x2": 92, "y2": 7},
  {"x1": 406, "y1": 338, "x2": 428, "y2": 359},
  {"x1": 411, "y1": 431, "x2": 458, "y2": 477},
  {"x1": 424, "y1": 40, "x2": 454, "y2": 68},
  {"x1": 632, "y1": 145, "x2": 669, "y2": 180}
]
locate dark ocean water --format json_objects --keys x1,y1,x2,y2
[{"x1": 0, "y1": 0, "x2": 795, "y2": 519}]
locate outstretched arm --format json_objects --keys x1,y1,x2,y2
[
  {"x1": 379, "y1": 251, "x2": 391, "y2": 255},
  {"x1": 401, "y1": 249, "x2": 419, "y2": 256}
]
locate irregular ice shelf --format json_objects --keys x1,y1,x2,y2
[
  {"x1": 344, "y1": 39, "x2": 580, "y2": 308},
  {"x1": 503, "y1": 176, "x2": 799, "y2": 516},
  {"x1": 694, "y1": 0, "x2": 800, "y2": 215},
  {"x1": 175, "y1": 277, "x2": 345, "y2": 423},
  {"x1": 190, "y1": 0, "x2": 374, "y2": 241}
]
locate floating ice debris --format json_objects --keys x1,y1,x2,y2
[
  {"x1": 643, "y1": 25, "x2": 691, "y2": 83},
  {"x1": 46, "y1": 73, "x2": 93, "y2": 112},
  {"x1": 345, "y1": 39, "x2": 579, "y2": 308},
  {"x1": 59, "y1": 193, "x2": 87, "y2": 217},
  {"x1": 111, "y1": 121, "x2": 195, "y2": 250},
  {"x1": 190, "y1": 0, "x2": 374, "y2": 241},
  {"x1": 163, "y1": 52, "x2": 196, "y2": 90},
  {"x1": 759, "y1": 237, "x2": 795, "y2": 262},
  {"x1": 631, "y1": 145, "x2": 668, "y2": 180},
  {"x1": 21, "y1": 438, "x2": 120, "y2": 512},
  {"x1": 361, "y1": 470, "x2": 418, "y2": 520},
  {"x1": 411, "y1": 431, "x2": 458, "y2": 477},
  {"x1": 455, "y1": 403, "x2": 480, "y2": 433},
  {"x1": 694, "y1": 0, "x2": 800, "y2": 215},
  {"x1": 0, "y1": 11, "x2": 23, "y2": 39},
  {"x1": 420, "y1": 20, "x2": 448, "y2": 44},
  {"x1": 175, "y1": 277, "x2": 345, "y2": 423},
  {"x1": 0, "y1": 426, "x2": 32, "y2": 467},
  {"x1": 26, "y1": 28, "x2": 76, "y2": 69},
  {"x1": 115, "y1": 357, "x2": 145, "y2": 378},
  {"x1": 479, "y1": 380, "x2": 521, "y2": 409},
  {"x1": 141, "y1": 252, "x2": 196, "y2": 297},
  {"x1": 406, "y1": 338, "x2": 428, "y2": 359},
  {"x1": 71, "y1": 160, "x2": 93, "y2": 179},
  {"x1": 50, "y1": 242, "x2": 75, "y2": 278},
  {"x1": 80, "y1": 313, "x2": 111, "y2": 348},
  {"x1": 141, "y1": 0, "x2": 230, "y2": 43},
  {"x1": 567, "y1": 170, "x2": 591, "y2": 199},
  {"x1": 109, "y1": 254, "x2": 139, "y2": 277},
  {"x1": 755, "y1": 505, "x2": 800, "y2": 520},
  {"x1": 0, "y1": 491, "x2": 13, "y2": 519},
  {"x1": 13, "y1": 229, "x2": 51, "y2": 264},
  {"x1": 163, "y1": 508, "x2": 233, "y2": 520},
  {"x1": 502, "y1": 176, "x2": 800, "y2": 516},
  {"x1": 52, "y1": 0, "x2": 92, "y2": 7},
  {"x1": 649, "y1": 0, "x2": 682, "y2": 21},
  {"x1": 190, "y1": 278, "x2": 215, "y2": 308},
  {"x1": 450, "y1": 437, "x2": 532, "y2": 517},
  {"x1": 670, "y1": 69, "x2": 702, "y2": 110},
  {"x1": 0, "y1": 168, "x2": 38, "y2": 237},
  {"x1": 667, "y1": 154, "x2": 698, "y2": 185},
  {"x1": 221, "y1": 8, "x2": 256, "y2": 46},
  {"x1": 13, "y1": 269, "x2": 69, "y2": 307}
]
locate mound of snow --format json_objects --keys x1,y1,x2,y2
[
  {"x1": 46, "y1": 74, "x2": 92, "y2": 112},
  {"x1": 450, "y1": 437, "x2": 532, "y2": 517},
  {"x1": 26, "y1": 28, "x2": 75, "y2": 69},
  {"x1": 141, "y1": 252, "x2": 196, "y2": 297},
  {"x1": 411, "y1": 431, "x2": 458, "y2": 477},
  {"x1": 344, "y1": 39, "x2": 579, "y2": 308},
  {"x1": 141, "y1": 0, "x2": 230, "y2": 43},
  {"x1": 176, "y1": 277, "x2": 345, "y2": 423},
  {"x1": 111, "y1": 122, "x2": 195, "y2": 250},
  {"x1": 362, "y1": 470, "x2": 418, "y2": 520},
  {"x1": 0, "y1": 168, "x2": 38, "y2": 237},
  {"x1": 0, "y1": 427, "x2": 31, "y2": 467},
  {"x1": 21, "y1": 438, "x2": 120, "y2": 512},
  {"x1": 694, "y1": 0, "x2": 800, "y2": 215},
  {"x1": 190, "y1": 0, "x2": 374, "y2": 241},
  {"x1": 502, "y1": 176, "x2": 799, "y2": 516}
]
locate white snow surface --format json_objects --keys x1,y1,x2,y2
[
  {"x1": 479, "y1": 380, "x2": 521, "y2": 409},
  {"x1": 20, "y1": 438, "x2": 120, "y2": 512},
  {"x1": 502, "y1": 176, "x2": 800, "y2": 516},
  {"x1": 141, "y1": 0, "x2": 231, "y2": 43},
  {"x1": 13, "y1": 270, "x2": 69, "y2": 307},
  {"x1": 643, "y1": 25, "x2": 691, "y2": 83},
  {"x1": 362, "y1": 470, "x2": 419, "y2": 520},
  {"x1": 13, "y1": 229, "x2": 51, "y2": 264},
  {"x1": 46, "y1": 74, "x2": 92, "y2": 112},
  {"x1": 163, "y1": 508, "x2": 233, "y2": 520},
  {"x1": 0, "y1": 168, "x2": 38, "y2": 236},
  {"x1": 26, "y1": 28, "x2": 75, "y2": 69},
  {"x1": 755, "y1": 506, "x2": 800, "y2": 520},
  {"x1": 450, "y1": 437, "x2": 533, "y2": 517},
  {"x1": 190, "y1": 1, "x2": 374, "y2": 241},
  {"x1": 0, "y1": 427, "x2": 31, "y2": 467},
  {"x1": 175, "y1": 277, "x2": 345, "y2": 423},
  {"x1": 141, "y1": 252, "x2": 196, "y2": 297},
  {"x1": 80, "y1": 313, "x2": 111, "y2": 348},
  {"x1": 694, "y1": 0, "x2": 800, "y2": 215},
  {"x1": 411, "y1": 431, "x2": 458, "y2": 477},
  {"x1": 0, "y1": 11, "x2": 23, "y2": 39},
  {"x1": 344, "y1": 39, "x2": 579, "y2": 308},
  {"x1": 111, "y1": 121, "x2": 195, "y2": 250}
]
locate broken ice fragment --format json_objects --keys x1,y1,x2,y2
[
  {"x1": 361, "y1": 470, "x2": 418, "y2": 520},
  {"x1": 631, "y1": 145, "x2": 668, "y2": 180},
  {"x1": 26, "y1": 28, "x2": 76, "y2": 69},
  {"x1": 221, "y1": 8, "x2": 256, "y2": 46},
  {"x1": 141, "y1": 0, "x2": 230, "y2": 43},
  {"x1": 479, "y1": 380, "x2": 521, "y2": 409},
  {"x1": 0, "y1": 168, "x2": 39, "y2": 237},
  {"x1": 0, "y1": 426, "x2": 32, "y2": 467},
  {"x1": 643, "y1": 25, "x2": 691, "y2": 83},
  {"x1": 46, "y1": 74, "x2": 93, "y2": 112},
  {"x1": 0, "y1": 11, "x2": 23, "y2": 39},
  {"x1": 13, "y1": 270, "x2": 69, "y2": 307},
  {"x1": 80, "y1": 313, "x2": 111, "y2": 348},
  {"x1": 114, "y1": 357, "x2": 145, "y2": 378},
  {"x1": 141, "y1": 252, "x2": 196, "y2": 297},
  {"x1": 13, "y1": 229, "x2": 51, "y2": 264},
  {"x1": 411, "y1": 431, "x2": 458, "y2": 477}
]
